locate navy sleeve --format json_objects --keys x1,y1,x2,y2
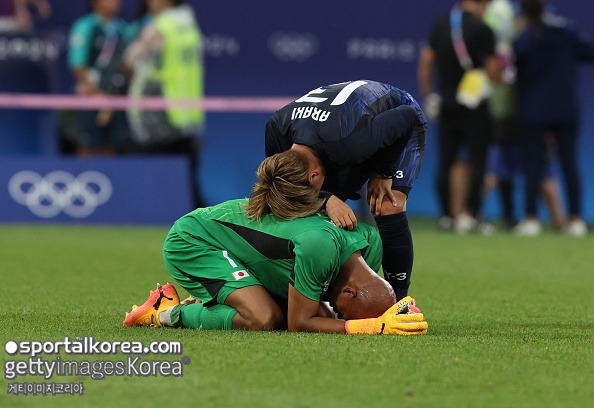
[
  {"x1": 329, "y1": 104, "x2": 418, "y2": 175},
  {"x1": 265, "y1": 116, "x2": 290, "y2": 156}
]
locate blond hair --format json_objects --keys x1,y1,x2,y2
[{"x1": 243, "y1": 150, "x2": 325, "y2": 221}]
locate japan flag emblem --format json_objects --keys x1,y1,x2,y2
[{"x1": 232, "y1": 270, "x2": 250, "y2": 280}]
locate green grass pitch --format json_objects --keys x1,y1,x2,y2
[{"x1": 1, "y1": 221, "x2": 592, "y2": 408}]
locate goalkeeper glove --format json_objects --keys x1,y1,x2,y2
[{"x1": 345, "y1": 296, "x2": 428, "y2": 335}]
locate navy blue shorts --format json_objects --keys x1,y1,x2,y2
[
  {"x1": 391, "y1": 124, "x2": 426, "y2": 196},
  {"x1": 323, "y1": 108, "x2": 426, "y2": 201}
]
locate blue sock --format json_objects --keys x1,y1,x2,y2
[{"x1": 374, "y1": 211, "x2": 414, "y2": 300}]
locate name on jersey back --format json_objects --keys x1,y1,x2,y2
[{"x1": 291, "y1": 106, "x2": 331, "y2": 122}]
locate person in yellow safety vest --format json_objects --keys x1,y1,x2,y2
[{"x1": 124, "y1": 0, "x2": 206, "y2": 208}]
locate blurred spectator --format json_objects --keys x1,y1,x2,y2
[
  {"x1": 481, "y1": 0, "x2": 566, "y2": 232},
  {"x1": 482, "y1": 136, "x2": 567, "y2": 231},
  {"x1": 125, "y1": 0, "x2": 151, "y2": 42},
  {"x1": 418, "y1": 0, "x2": 502, "y2": 234},
  {"x1": 67, "y1": 0, "x2": 129, "y2": 156},
  {"x1": 0, "y1": 0, "x2": 51, "y2": 32},
  {"x1": 123, "y1": 0, "x2": 206, "y2": 208},
  {"x1": 513, "y1": 0, "x2": 594, "y2": 237},
  {"x1": 482, "y1": 0, "x2": 519, "y2": 229}
]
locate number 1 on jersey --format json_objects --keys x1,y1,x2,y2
[
  {"x1": 222, "y1": 250, "x2": 238, "y2": 268},
  {"x1": 294, "y1": 80, "x2": 368, "y2": 106}
]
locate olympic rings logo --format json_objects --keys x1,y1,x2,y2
[
  {"x1": 267, "y1": 32, "x2": 319, "y2": 62},
  {"x1": 8, "y1": 170, "x2": 113, "y2": 218}
]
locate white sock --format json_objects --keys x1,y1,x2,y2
[{"x1": 158, "y1": 308, "x2": 174, "y2": 327}]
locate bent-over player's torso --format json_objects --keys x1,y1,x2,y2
[
  {"x1": 265, "y1": 80, "x2": 421, "y2": 155},
  {"x1": 173, "y1": 199, "x2": 370, "y2": 300}
]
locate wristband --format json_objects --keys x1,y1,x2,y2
[
  {"x1": 318, "y1": 192, "x2": 333, "y2": 209},
  {"x1": 374, "y1": 172, "x2": 395, "y2": 179}
]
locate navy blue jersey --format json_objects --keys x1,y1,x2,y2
[
  {"x1": 265, "y1": 80, "x2": 426, "y2": 200},
  {"x1": 514, "y1": 20, "x2": 594, "y2": 125}
]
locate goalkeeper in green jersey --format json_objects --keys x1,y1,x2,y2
[{"x1": 124, "y1": 151, "x2": 427, "y2": 335}]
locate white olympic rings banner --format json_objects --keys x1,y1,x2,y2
[{"x1": 8, "y1": 170, "x2": 112, "y2": 219}]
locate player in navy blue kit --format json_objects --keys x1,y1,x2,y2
[{"x1": 265, "y1": 80, "x2": 427, "y2": 300}]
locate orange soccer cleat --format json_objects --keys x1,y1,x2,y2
[
  {"x1": 123, "y1": 283, "x2": 180, "y2": 327},
  {"x1": 181, "y1": 295, "x2": 201, "y2": 305}
]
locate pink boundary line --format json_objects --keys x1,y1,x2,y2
[{"x1": 0, "y1": 93, "x2": 297, "y2": 112}]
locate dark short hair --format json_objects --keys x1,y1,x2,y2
[{"x1": 521, "y1": 0, "x2": 546, "y2": 21}]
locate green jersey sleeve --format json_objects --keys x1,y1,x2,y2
[
  {"x1": 290, "y1": 226, "x2": 369, "y2": 301},
  {"x1": 291, "y1": 229, "x2": 341, "y2": 301}
]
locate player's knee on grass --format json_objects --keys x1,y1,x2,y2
[{"x1": 233, "y1": 305, "x2": 284, "y2": 331}]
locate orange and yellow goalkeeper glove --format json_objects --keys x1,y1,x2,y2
[{"x1": 345, "y1": 296, "x2": 428, "y2": 335}]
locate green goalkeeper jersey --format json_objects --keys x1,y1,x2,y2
[{"x1": 171, "y1": 198, "x2": 382, "y2": 301}]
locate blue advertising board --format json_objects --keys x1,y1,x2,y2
[{"x1": 0, "y1": 157, "x2": 193, "y2": 225}]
